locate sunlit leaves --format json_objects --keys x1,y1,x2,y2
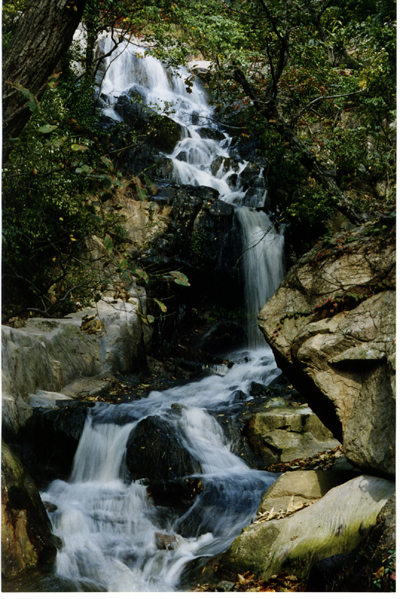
[
  {"x1": 154, "y1": 298, "x2": 168, "y2": 312},
  {"x1": 100, "y1": 155, "x2": 114, "y2": 170},
  {"x1": 169, "y1": 270, "x2": 190, "y2": 286},
  {"x1": 6, "y1": 81, "x2": 39, "y2": 114},
  {"x1": 104, "y1": 234, "x2": 114, "y2": 254},
  {"x1": 37, "y1": 124, "x2": 58, "y2": 133},
  {"x1": 71, "y1": 143, "x2": 89, "y2": 151}
]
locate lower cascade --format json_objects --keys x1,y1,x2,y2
[{"x1": 41, "y1": 37, "x2": 285, "y2": 591}]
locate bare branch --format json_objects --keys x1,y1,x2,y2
[
  {"x1": 218, "y1": 0, "x2": 255, "y2": 18},
  {"x1": 235, "y1": 219, "x2": 278, "y2": 267},
  {"x1": 290, "y1": 88, "x2": 367, "y2": 126},
  {"x1": 257, "y1": 0, "x2": 284, "y2": 41}
]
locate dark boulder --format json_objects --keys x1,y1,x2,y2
[
  {"x1": 115, "y1": 93, "x2": 185, "y2": 153},
  {"x1": 2, "y1": 441, "x2": 59, "y2": 579},
  {"x1": 210, "y1": 156, "x2": 239, "y2": 176},
  {"x1": 192, "y1": 322, "x2": 245, "y2": 355},
  {"x1": 17, "y1": 405, "x2": 90, "y2": 486},
  {"x1": 249, "y1": 381, "x2": 270, "y2": 398},
  {"x1": 148, "y1": 477, "x2": 205, "y2": 508},
  {"x1": 197, "y1": 126, "x2": 226, "y2": 141},
  {"x1": 239, "y1": 162, "x2": 261, "y2": 182},
  {"x1": 126, "y1": 415, "x2": 201, "y2": 481}
]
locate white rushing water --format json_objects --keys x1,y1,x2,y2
[{"x1": 41, "y1": 37, "x2": 286, "y2": 592}]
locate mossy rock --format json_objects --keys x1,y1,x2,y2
[{"x1": 219, "y1": 475, "x2": 394, "y2": 583}]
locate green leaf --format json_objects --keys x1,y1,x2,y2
[
  {"x1": 137, "y1": 185, "x2": 147, "y2": 201},
  {"x1": 143, "y1": 172, "x2": 153, "y2": 187},
  {"x1": 100, "y1": 155, "x2": 114, "y2": 171},
  {"x1": 154, "y1": 298, "x2": 167, "y2": 313},
  {"x1": 129, "y1": 267, "x2": 149, "y2": 284},
  {"x1": 104, "y1": 234, "x2": 113, "y2": 254},
  {"x1": 71, "y1": 144, "x2": 88, "y2": 152},
  {"x1": 37, "y1": 124, "x2": 58, "y2": 134},
  {"x1": 170, "y1": 270, "x2": 190, "y2": 286},
  {"x1": 147, "y1": 314, "x2": 155, "y2": 324},
  {"x1": 8, "y1": 82, "x2": 40, "y2": 114},
  {"x1": 75, "y1": 164, "x2": 93, "y2": 174}
]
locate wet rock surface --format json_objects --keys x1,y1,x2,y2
[
  {"x1": 115, "y1": 91, "x2": 185, "y2": 153},
  {"x1": 2, "y1": 297, "x2": 146, "y2": 438},
  {"x1": 218, "y1": 474, "x2": 394, "y2": 584},
  {"x1": 245, "y1": 403, "x2": 339, "y2": 465},
  {"x1": 256, "y1": 469, "x2": 355, "y2": 516},
  {"x1": 1, "y1": 441, "x2": 59, "y2": 579},
  {"x1": 126, "y1": 414, "x2": 202, "y2": 481},
  {"x1": 306, "y1": 492, "x2": 396, "y2": 592},
  {"x1": 15, "y1": 405, "x2": 90, "y2": 486},
  {"x1": 258, "y1": 222, "x2": 396, "y2": 478},
  {"x1": 147, "y1": 477, "x2": 205, "y2": 509}
]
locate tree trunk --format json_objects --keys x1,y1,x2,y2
[{"x1": 3, "y1": 0, "x2": 86, "y2": 161}]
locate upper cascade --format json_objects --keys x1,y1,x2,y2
[{"x1": 97, "y1": 35, "x2": 285, "y2": 348}]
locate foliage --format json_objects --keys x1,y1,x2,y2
[
  {"x1": 152, "y1": 0, "x2": 396, "y2": 254},
  {"x1": 2, "y1": 0, "x2": 29, "y2": 51},
  {"x1": 2, "y1": 71, "x2": 127, "y2": 320},
  {"x1": 2, "y1": 0, "x2": 396, "y2": 316},
  {"x1": 372, "y1": 550, "x2": 396, "y2": 592}
]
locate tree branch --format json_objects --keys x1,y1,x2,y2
[
  {"x1": 290, "y1": 88, "x2": 367, "y2": 126},
  {"x1": 218, "y1": 0, "x2": 255, "y2": 18},
  {"x1": 257, "y1": 0, "x2": 284, "y2": 41},
  {"x1": 233, "y1": 66, "x2": 363, "y2": 224}
]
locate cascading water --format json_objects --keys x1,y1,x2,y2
[{"x1": 41, "y1": 37, "x2": 286, "y2": 591}]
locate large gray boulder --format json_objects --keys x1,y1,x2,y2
[
  {"x1": 2, "y1": 297, "x2": 145, "y2": 437},
  {"x1": 256, "y1": 469, "x2": 355, "y2": 515},
  {"x1": 220, "y1": 474, "x2": 394, "y2": 583},
  {"x1": 258, "y1": 222, "x2": 395, "y2": 478}
]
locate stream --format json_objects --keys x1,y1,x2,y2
[{"x1": 40, "y1": 37, "x2": 286, "y2": 592}]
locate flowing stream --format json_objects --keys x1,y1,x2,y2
[{"x1": 41, "y1": 37, "x2": 285, "y2": 591}]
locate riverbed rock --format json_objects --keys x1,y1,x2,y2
[
  {"x1": 2, "y1": 297, "x2": 145, "y2": 438},
  {"x1": 256, "y1": 469, "x2": 355, "y2": 515},
  {"x1": 115, "y1": 92, "x2": 185, "y2": 153},
  {"x1": 154, "y1": 532, "x2": 179, "y2": 550},
  {"x1": 245, "y1": 404, "x2": 339, "y2": 466},
  {"x1": 112, "y1": 181, "x2": 243, "y2": 355},
  {"x1": 219, "y1": 474, "x2": 394, "y2": 583},
  {"x1": 126, "y1": 415, "x2": 201, "y2": 481},
  {"x1": 15, "y1": 405, "x2": 90, "y2": 486},
  {"x1": 307, "y1": 492, "x2": 396, "y2": 591},
  {"x1": 2, "y1": 441, "x2": 59, "y2": 579},
  {"x1": 258, "y1": 222, "x2": 395, "y2": 478},
  {"x1": 147, "y1": 477, "x2": 205, "y2": 509}
]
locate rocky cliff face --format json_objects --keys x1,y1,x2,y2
[{"x1": 258, "y1": 219, "x2": 395, "y2": 479}]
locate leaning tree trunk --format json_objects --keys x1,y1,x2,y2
[{"x1": 3, "y1": 0, "x2": 86, "y2": 161}]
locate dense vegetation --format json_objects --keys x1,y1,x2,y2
[{"x1": 2, "y1": 0, "x2": 396, "y2": 321}]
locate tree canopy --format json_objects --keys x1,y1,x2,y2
[{"x1": 2, "y1": 0, "x2": 396, "y2": 321}]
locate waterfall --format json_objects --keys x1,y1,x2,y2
[
  {"x1": 40, "y1": 36, "x2": 285, "y2": 592},
  {"x1": 236, "y1": 208, "x2": 285, "y2": 347}
]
